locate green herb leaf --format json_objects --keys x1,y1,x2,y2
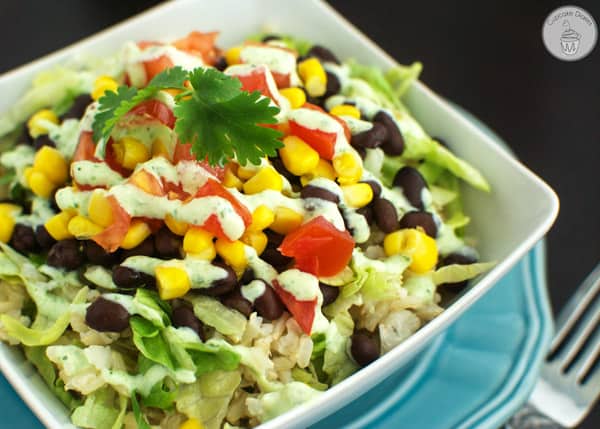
[
  {"x1": 131, "y1": 390, "x2": 152, "y2": 429},
  {"x1": 174, "y1": 67, "x2": 282, "y2": 166}
]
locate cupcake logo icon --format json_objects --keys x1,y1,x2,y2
[
  {"x1": 560, "y1": 20, "x2": 581, "y2": 55},
  {"x1": 543, "y1": 6, "x2": 597, "y2": 61}
]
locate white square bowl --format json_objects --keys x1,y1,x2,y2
[{"x1": 0, "y1": 1, "x2": 559, "y2": 428}]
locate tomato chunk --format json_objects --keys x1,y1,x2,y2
[
  {"x1": 173, "y1": 143, "x2": 225, "y2": 181},
  {"x1": 128, "y1": 100, "x2": 175, "y2": 128},
  {"x1": 173, "y1": 31, "x2": 219, "y2": 65},
  {"x1": 288, "y1": 120, "x2": 337, "y2": 160},
  {"x1": 73, "y1": 131, "x2": 97, "y2": 162},
  {"x1": 234, "y1": 67, "x2": 276, "y2": 100},
  {"x1": 92, "y1": 196, "x2": 131, "y2": 252},
  {"x1": 273, "y1": 280, "x2": 318, "y2": 335},
  {"x1": 279, "y1": 216, "x2": 354, "y2": 277},
  {"x1": 143, "y1": 55, "x2": 174, "y2": 82}
]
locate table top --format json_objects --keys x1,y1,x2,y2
[{"x1": 0, "y1": 0, "x2": 598, "y2": 427}]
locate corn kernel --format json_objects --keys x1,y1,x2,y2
[
  {"x1": 27, "y1": 170, "x2": 56, "y2": 198},
  {"x1": 0, "y1": 203, "x2": 22, "y2": 218},
  {"x1": 179, "y1": 418, "x2": 205, "y2": 429},
  {"x1": 279, "y1": 135, "x2": 320, "y2": 176},
  {"x1": 0, "y1": 214, "x2": 15, "y2": 243},
  {"x1": 248, "y1": 205, "x2": 275, "y2": 232},
  {"x1": 225, "y1": 46, "x2": 242, "y2": 65},
  {"x1": 384, "y1": 228, "x2": 438, "y2": 274},
  {"x1": 241, "y1": 230, "x2": 268, "y2": 255},
  {"x1": 341, "y1": 183, "x2": 373, "y2": 208},
  {"x1": 270, "y1": 206, "x2": 303, "y2": 235},
  {"x1": 237, "y1": 164, "x2": 258, "y2": 180},
  {"x1": 215, "y1": 239, "x2": 248, "y2": 271},
  {"x1": 242, "y1": 167, "x2": 283, "y2": 195},
  {"x1": 298, "y1": 58, "x2": 327, "y2": 97},
  {"x1": 27, "y1": 109, "x2": 59, "y2": 138},
  {"x1": 152, "y1": 140, "x2": 170, "y2": 159},
  {"x1": 45, "y1": 211, "x2": 76, "y2": 240},
  {"x1": 68, "y1": 215, "x2": 104, "y2": 239},
  {"x1": 120, "y1": 220, "x2": 152, "y2": 249},
  {"x1": 23, "y1": 166, "x2": 34, "y2": 184},
  {"x1": 301, "y1": 159, "x2": 337, "y2": 185},
  {"x1": 165, "y1": 214, "x2": 189, "y2": 236},
  {"x1": 333, "y1": 152, "x2": 363, "y2": 185},
  {"x1": 156, "y1": 265, "x2": 191, "y2": 300},
  {"x1": 33, "y1": 146, "x2": 68, "y2": 185},
  {"x1": 279, "y1": 87, "x2": 307, "y2": 109},
  {"x1": 88, "y1": 191, "x2": 114, "y2": 228},
  {"x1": 112, "y1": 137, "x2": 150, "y2": 170},
  {"x1": 223, "y1": 165, "x2": 243, "y2": 190},
  {"x1": 91, "y1": 75, "x2": 119, "y2": 101},
  {"x1": 329, "y1": 104, "x2": 361, "y2": 119},
  {"x1": 183, "y1": 227, "x2": 214, "y2": 255}
]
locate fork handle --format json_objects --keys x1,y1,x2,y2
[{"x1": 505, "y1": 404, "x2": 563, "y2": 429}]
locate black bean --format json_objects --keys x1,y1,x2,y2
[
  {"x1": 33, "y1": 135, "x2": 56, "y2": 150},
  {"x1": 399, "y1": 211, "x2": 438, "y2": 237},
  {"x1": 254, "y1": 282, "x2": 285, "y2": 320},
  {"x1": 351, "y1": 122, "x2": 388, "y2": 149},
  {"x1": 361, "y1": 180, "x2": 382, "y2": 199},
  {"x1": 300, "y1": 185, "x2": 339, "y2": 203},
  {"x1": 85, "y1": 297, "x2": 130, "y2": 332},
  {"x1": 356, "y1": 205, "x2": 374, "y2": 226},
  {"x1": 261, "y1": 34, "x2": 281, "y2": 42},
  {"x1": 265, "y1": 230, "x2": 285, "y2": 247},
  {"x1": 438, "y1": 252, "x2": 478, "y2": 291},
  {"x1": 47, "y1": 239, "x2": 84, "y2": 270},
  {"x1": 61, "y1": 94, "x2": 93, "y2": 120},
  {"x1": 35, "y1": 225, "x2": 56, "y2": 250},
  {"x1": 121, "y1": 237, "x2": 155, "y2": 260},
  {"x1": 307, "y1": 45, "x2": 340, "y2": 65},
  {"x1": 222, "y1": 289, "x2": 253, "y2": 317},
  {"x1": 260, "y1": 247, "x2": 293, "y2": 272},
  {"x1": 22, "y1": 124, "x2": 34, "y2": 145},
  {"x1": 372, "y1": 198, "x2": 398, "y2": 233},
  {"x1": 350, "y1": 331, "x2": 380, "y2": 367},
  {"x1": 240, "y1": 268, "x2": 255, "y2": 285},
  {"x1": 214, "y1": 56, "x2": 227, "y2": 72},
  {"x1": 353, "y1": 145, "x2": 367, "y2": 160},
  {"x1": 10, "y1": 224, "x2": 39, "y2": 254},
  {"x1": 319, "y1": 283, "x2": 339, "y2": 306},
  {"x1": 392, "y1": 167, "x2": 428, "y2": 210},
  {"x1": 199, "y1": 261, "x2": 237, "y2": 296},
  {"x1": 112, "y1": 265, "x2": 155, "y2": 289},
  {"x1": 84, "y1": 240, "x2": 120, "y2": 266},
  {"x1": 269, "y1": 157, "x2": 300, "y2": 186},
  {"x1": 154, "y1": 227, "x2": 182, "y2": 259},
  {"x1": 172, "y1": 305, "x2": 205, "y2": 340},
  {"x1": 49, "y1": 190, "x2": 60, "y2": 212},
  {"x1": 373, "y1": 111, "x2": 404, "y2": 156},
  {"x1": 324, "y1": 71, "x2": 341, "y2": 98}
]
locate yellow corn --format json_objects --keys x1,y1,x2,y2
[
  {"x1": 91, "y1": 75, "x2": 119, "y2": 101},
  {"x1": 0, "y1": 214, "x2": 15, "y2": 243},
  {"x1": 301, "y1": 158, "x2": 337, "y2": 186},
  {"x1": 270, "y1": 206, "x2": 303, "y2": 235},
  {"x1": 120, "y1": 220, "x2": 152, "y2": 249},
  {"x1": 248, "y1": 205, "x2": 275, "y2": 232},
  {"x1": 27, "y1": 170, "x2": 56, "y2": 198},
  {"x1": 112, "y1": 137, "x2": 150, "y2": 170},
  {"x1": 88, "y1": 191, "x2": 114, "y2": 228},
  {"x1": 165, "y1": 214, "x2": 189, "y2": 236},
  {"x1": 23, "y1": 166, "x2": 34, "y2": 185},
  {"x1": 155, "y1": 265, "x2": 191, "y2": 300},
  {"x1": 223, "y1": 165, "x2": 243, "y2": 190},
  {"x1": 279, "y1": 135, "x2": 320, "y2": 176},
  {"x1": 0, "y1": 203, "x2": 22, "y2": 218},
  {"x1": 44, "y1": 210, "x2": 76, "y2": 240},
  {"x1": 236, "y1": 164, "x2": 258, "y2": 180},
  {"x1": 383, "y1": 228, "x2": 438, "y2": 274},
  {"x1": 68, "y1": 215, "x2": 104, "y2": 239},
  {"x1": 241, "y1": 230, "x2": 268, "y2": 255},
  {"x1": 279, "y1": 87, "x2": 307, "y2": 109},
  {"x1": 225, "y1": 46, "x2": 242, "y2": 65},
  {"x1": 329, "y1": 104, "x2": 361, "y2": 119},
  {"x1": 27, "y1": 109, "x2": 59, "y2": 138},
  {"x1": 242, "y1": 166, "x2": 283, "y2": 195},
  {"x1": 33, "y1": 146, "x2": 68, "y2": 185},
  {"x1": 341, "y1": 183, "x2": 373, "y2": 208},
  {"x1": 152, "y1": 140, "x2": 170, "y2": 159},
  {"x1": 215, "y1": 239, "x2": 248, "y2": 271},
  {"x1": 179, "y1": 418, "x2": 205, "y2": 429},
  {"x1": 333, "y1": 152, "x2": 363, "y2": 185},
  {"x1": 183, "y1": 227, "x2": 215, "y2": 259},
  {"x1": 298, "y1": 58, "x2": 327, "y2": 97}
]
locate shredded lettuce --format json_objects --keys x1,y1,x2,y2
[
  {"x1": 188, "y1": 295, "x2": 247, "y2": 341},
  {"x1": 70, "y1": 387, "x2": 125, "y2": 429},
  {"x1": 247, "y1": 381, "x2": 323, "y2": 422},
  {"x1": 245, "y1": 32, "x2": 312, "y2": 56},
  {"x1": 322, "y1": 310, "x2": 357, "y2": 385},
  {"x1": 403, "y1": 273, "x2": 436, "y2": 303},
  {"x1": 130, "y1": 315, "x2": 177, "y2": 371},
  {"x1": 433, "y1": 262, "x2": 496, "y2": 286},
  {"x1": 131, "y1": 390, "x2": 151, "y2": 429}
]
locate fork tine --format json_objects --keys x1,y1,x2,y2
[
  {"x1": 558, "y1": 298, "x2": 600, "y2": 371},
  {"x1": 549, "y1": 263, "x2": 600, "y2": 355},
  {"x1": 575, "y1": 328, "x2": 600, "y2": 383}
]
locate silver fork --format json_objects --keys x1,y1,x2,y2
[{"x1": 508, "y1": 263, "x2": 600, "y2": 428}]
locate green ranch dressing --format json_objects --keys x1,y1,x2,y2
[
  {"x1": 46, "y1": 119, "x2": 80, "y2": 159},
  {"x1": 241, "y1": 279, "x2": 266, "y2": 303},
  {"x1": 245, "y1": 246, "x2": 278, "y2": 284},
  {"x1": 71, "y1": 160, "x2": 123, "y2": 187},
  {"x1": 55, "y1": 187, "x2": 93, "y2": 215},
  {"x1": 0, "y1": 144, "x2": 35, "y2": 186},
  {"x1": 14, "y1": 197, "x2": 54, "y2": 227},
  {"x1": 239, "y1": 45, "x2": 301, "y2": 86}
]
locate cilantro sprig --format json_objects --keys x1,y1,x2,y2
[{"x1": 92, "y1": 66, "x2": 282, "y2": 166}]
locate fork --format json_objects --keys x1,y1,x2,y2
[{"x1": 507, "y1": 263, "x2": 600, "y2": 428}]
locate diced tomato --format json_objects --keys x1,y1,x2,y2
[
  {"x1": 128, "y1": 169, "x2": 165, "y2": 196},
  {"x1": 193, "y1": 179, "x2": 251, "y2": 238},
  {"x1": 173, "y1": 143, "x2": 225, "y2": 181},
  {"x1": 301, "y1": 103, "x2": 351, "y2": 142},
  {"x1": 289, "y1": 119, "x2": 337, "y2": 160},
  {"x1": 173, "y1": 31, "x2": 219, "y2": 65},
  {"x1": 73, "y1": 132, "x2": 97, "y2": 162},
  {"x1": 273, "y1": 280, "x2": 318, "y2": 335},
  {"x1": 279, "y1": 216, "x2": 355, "y2": 277},
  {"x1": 128, "y1": 100, "x2": 175, "y2": 129},
  {"x1": 271, "y1": 71, "x2": 290, "y2": 88},
  {"x1": 234, "y1": 68, "x2": 276, "y2": 101},
  {"x1": 92, "y1": 196, "x2": 131, "y2": 252},
  {"x1": 143, "y1": 55, "x2": 174, "y2": 82}
]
